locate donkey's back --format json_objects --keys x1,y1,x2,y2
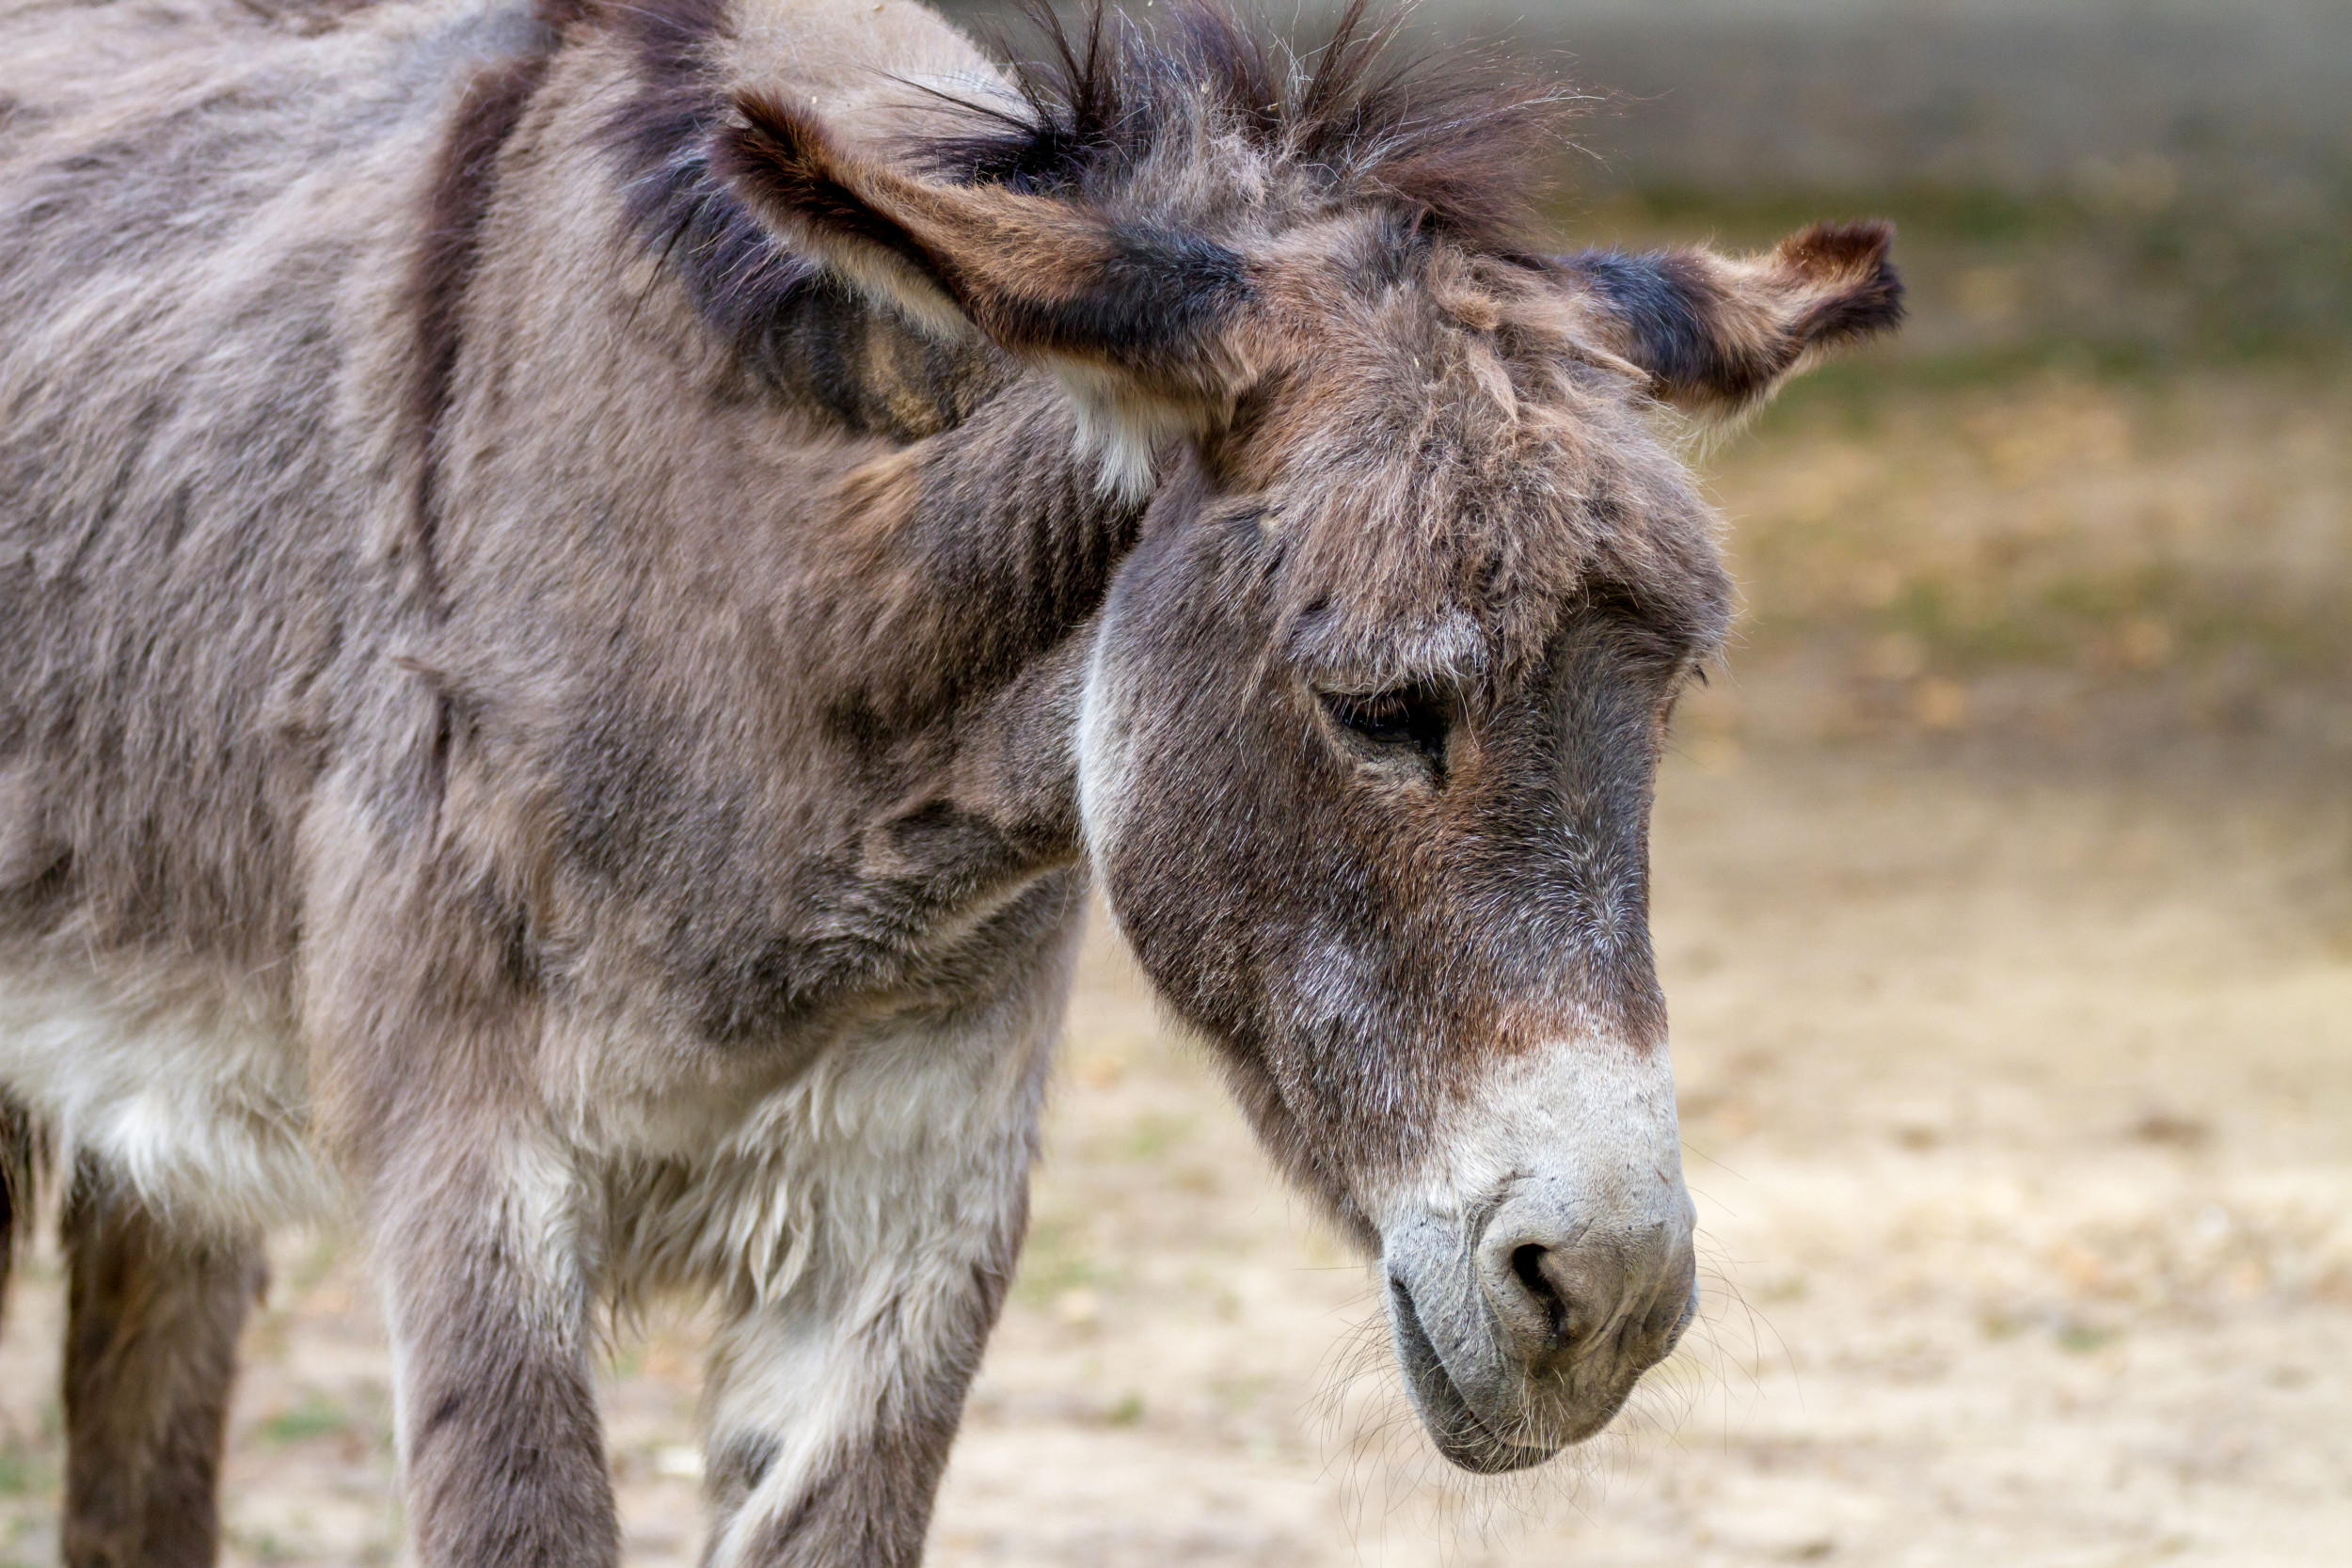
[
  {"x1": 0, "y1": 7, "x2": 572, "y2": 1558},
  {"x1": 0, "y1": 0, "x2": 542, "y2": 984}
]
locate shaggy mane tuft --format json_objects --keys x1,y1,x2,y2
[
  {"x1": 601, "y1": 1, "x2": 1586, "y2": 362},
  {"x1": 916, "y1": 0, "x2": 1584, "y2": 249}
]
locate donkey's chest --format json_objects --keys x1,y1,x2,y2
[
  {"x1": 0, "y1": 866, "x2": 1087, "y2": 1232},
  {"x1": 602, "y1": 845, "x2": 1087, "y2": 1051}
]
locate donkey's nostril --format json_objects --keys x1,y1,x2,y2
[
  {"x1": 1477, "y1": 1205, "x2": 1689, "y2": 1373},
  {"x1": 1510, "y1": 1243, "x2": 1569, "y2": 1344}
]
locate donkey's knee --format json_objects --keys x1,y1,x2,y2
[
  {"x1": 368, "y1": 1152, "x2": 619, "y2": 1568},
  {"x1": 60, "y1": 1156, "x2": 265, "y2": 1568},
  {"x1": 698, "y1": 1247, "x2": 1019, "y2": 1568},
  {"x1": 700, "y1": 1311, "x2": 970, "y2": 1568}
]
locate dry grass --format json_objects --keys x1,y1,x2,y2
[{"x1": 1698, "y1": 369, "x2": 2352, "y2": 768}]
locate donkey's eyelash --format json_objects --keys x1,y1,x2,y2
[{"x1": 1320, "y1": 687, "x2": 1452, "y2": 771}]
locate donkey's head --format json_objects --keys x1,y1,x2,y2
[{"x1": 713, "y1": 2, "x2": 1899, "y2": 1471}]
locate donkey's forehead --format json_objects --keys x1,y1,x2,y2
[
  {"x1": 1279, "y1": 600, "x2": 1492, "y2": 692},
  {"x1": 1239, "y1": 295, "x2": 1731, "y2": 678},
  {"x1": 1240, "y1": 236, "x2": 1661, "y2": 501}
]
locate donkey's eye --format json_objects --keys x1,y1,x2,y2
[{"x1": 1320, "y1": 687, "x2": 1452, "y2": 772}]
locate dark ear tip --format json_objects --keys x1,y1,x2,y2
[
  {"x1": 1778, "y1": 218, "x2": 1895, "y2": 275},
  {"x1": 1785, "y1": 218, "x2": 1904, "y2": 341}
]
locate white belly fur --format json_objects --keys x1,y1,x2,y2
[
  {"x1": 0, "y1": 897, "x2": 1079, "y2": 1263},
  {"x1": 0, "y1": 959, "x2": 332, "y2": 1230}
]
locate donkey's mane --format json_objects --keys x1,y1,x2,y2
[
  {"x1": 604, "y1": 0, "x2": 1581, "y2": 358},
  {"x1": 606, "y1": 0, "x2": 810, "y2": 357},
  {"x1": 913, "y1": 0, "x2": 1577, "y2": 246}
]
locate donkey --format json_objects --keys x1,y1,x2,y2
[{"x1": 0, "y1": 0, "x2": 1899, "y2": 1560}]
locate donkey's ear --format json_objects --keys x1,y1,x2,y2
[
  {"x1": 713, "y1": 93, "x2": 1254, "y2": 488},
  {"x1": 1558, "y1": 222, "x2": 1902, "y2": 419}
]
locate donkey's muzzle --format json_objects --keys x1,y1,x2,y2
[{"x1": 1383, "y1": 1182, "x2": 1696, "y2": 1473}]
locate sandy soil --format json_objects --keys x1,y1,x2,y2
[{"x1": 3, "y1": 375, "x2": 2348, "y2": 1565}]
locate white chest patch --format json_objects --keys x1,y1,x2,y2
[{"x1": 0, "y1": 962, "x2": 332, "y2": 1229}]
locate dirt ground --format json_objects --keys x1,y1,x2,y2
[{"x1": 3, "y1": 370, "x2": 2348, "y2": 1566}]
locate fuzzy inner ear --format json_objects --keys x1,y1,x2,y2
[
  {"x1": 1558, "y1": 221, "x2": 1903, "y2": 419},
  {"x1": 711, "y1": 93, "x2": 1256, "y2": 493}
]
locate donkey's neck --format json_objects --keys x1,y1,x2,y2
[
  {"x1": 432, "y1": 25, "x2": 1147, "y2": 927},
  {"x1": 787, "y1": 370, "x2": 1150, "y2": 834}
]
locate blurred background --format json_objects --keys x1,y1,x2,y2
[{"x1": 3, "y1": 1, "x2": 2347, "y2": 1563}]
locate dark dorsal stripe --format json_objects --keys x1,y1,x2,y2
[{"x1": 403, "y1": 32, "x2": 562, "y2": 594}]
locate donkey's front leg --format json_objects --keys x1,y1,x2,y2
[
  {"x1": 305, "y1": 821, "x2": 622, "y2": 1567},
  {"x1": 696, "y1": 1053, "x2": 1048, "y2": 1566},
  {"x1": 699, "y1": 1258, "x2": 1012, "y2": 1568},
  {"x1": 364, "y1": 1138, "x2": 618, "y2": 1568}
]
